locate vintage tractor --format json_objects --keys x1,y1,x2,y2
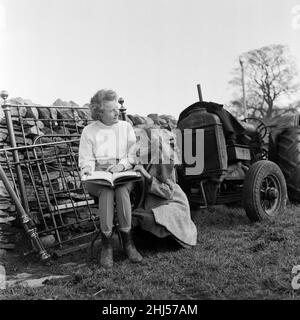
[{"x1": 176, "y1": 86, "x2": 288, "y2": 222}]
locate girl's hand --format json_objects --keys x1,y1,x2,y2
[
  {"x1": 134, "y1": 165, "x2": 152, "y2": 181},
  {"x1": 106, "y1": 164, "x2": 125, "y2": 173},
  {"x1": 81, "y1": 166, "x2": 92, "y2": 178}
]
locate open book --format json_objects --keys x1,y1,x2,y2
[{"x1": 81, "y1": 170, "x2": 142, "y2": 187}]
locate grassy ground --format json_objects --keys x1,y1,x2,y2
[{"x1": 1, "y1": 204, "x2": 300, "y2": 300}]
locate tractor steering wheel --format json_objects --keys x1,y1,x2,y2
[{"x1": 242, "y1": 117, "x2": 268, "y2": 140}]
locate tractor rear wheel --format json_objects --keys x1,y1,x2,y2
[
  {"x1": 277, "y1": 127, "x2": 300, "y2": 202},
  {"x1": 242, "y1": 160, "x2": 287, "y2": 222}
]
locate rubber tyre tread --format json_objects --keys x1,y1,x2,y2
[
  {"x1": 242, "y1": 160, "x2": 287, "y2": 222},
  {"x1": 277, "y1": 127, "x2": 300, "y2": 202}
]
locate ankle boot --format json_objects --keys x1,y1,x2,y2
[
  {"x1": 100, "y1": 232, "x2": 113, "y2": 269},
  {"x1": 121, "y1": 230, "x2": 143, "y2": 263}
]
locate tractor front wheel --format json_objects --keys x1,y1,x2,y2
[{"x1": 242, "y1": 160, "x2": 287, "y2": 222}]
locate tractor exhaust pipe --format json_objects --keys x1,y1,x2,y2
[{"x1": 197, "y1": 84, "x2": 203, "y2": 102}]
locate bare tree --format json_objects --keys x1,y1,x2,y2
[{"x1": 229, "y1": 44, "x2": 300, "y2": 119}]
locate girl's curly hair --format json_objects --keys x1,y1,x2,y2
[{"x1": 89, "y1": 89, "x2": 118, "y2": 120}]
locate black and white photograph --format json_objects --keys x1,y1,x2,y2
[{"x1": 0, "y1": 0, "x2": 300, "y2": 307}]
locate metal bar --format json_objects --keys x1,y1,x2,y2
[
  {"x1": 36, "y1": 216, "x2": 98, "y2": 233},
  {"x1": 61, "y1": 119, "x2": 67, "y2": 134},
  {"x1": 5, "y1": 104, "x2": 89, "y2": 109},
  {"x1": 0, "y1": 163, "x2": 51, "y2": 262},
  {"x1": 8, "y1": 117, "x2": 88, "y2": 122},
  {"x1": 47, "y1": 139, "x2": 68, "y2": 227},
  {"x1": 51, "y1": 200, "x2": 95, "y2": 212},
  {"x1": 24, "y1": 156, "x2": 49, "y2": 230},
  {"x1": 54, "y1": 238, "x2": 100, "y2": 257},
  {"x1": 71, "y1": 108, "x2": 80, "y2": 134},
  {"x1": 17, "y1": 107, "x2": 43, "y2": 226},
  {"x1": 56, "y1": 151, "x2": 80, "y2": 222},
  {"x1": 66, "y1": 142, "x2": 81, "y2": 197},
  {"x1": 31, "y1": 143, "x2": 64, "y2": 245},
  {"x1": 49, "y1": 119, "x2": 55, "y2": 133},
  {"x1": 1, "y1": 103, "x2": 31, "y2": 216},
  {"x1": 2, "y1": 150, "x2": 21, "y2": 200},
  {"x1": 66, "y1": 141, "x2": 98, "y2": 230},
  {"x1": 39, "y1": 148, "x2": 64, "y2": 246},
  {"x1": 0, "y1": 138, "x2": 80, "y2": 152}
]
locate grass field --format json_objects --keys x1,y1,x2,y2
[{"x1": 1, "y1": 204, "x2": 300, "y2": 300}]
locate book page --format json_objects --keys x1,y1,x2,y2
[
  {"x1": 82, "y1": 171, "x2": 113, "y2": 183},
  {"x1": 112, "y1": 171, "x2": 141, "y2": 181}
]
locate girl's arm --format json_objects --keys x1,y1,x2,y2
[{"x1": 148, "y1": 176, "x2": 175, "y2": 200}]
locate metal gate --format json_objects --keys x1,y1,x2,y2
[{"x1": 0, "y1": 95, "x2": 102, "y2": 256}]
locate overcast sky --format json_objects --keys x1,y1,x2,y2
[{"x1": 0, "y1": 0, "x2": 300, "y2": 117}]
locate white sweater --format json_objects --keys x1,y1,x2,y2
[{"x1": 78, "y1": 120, "x2": 136, "y2": 171}]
